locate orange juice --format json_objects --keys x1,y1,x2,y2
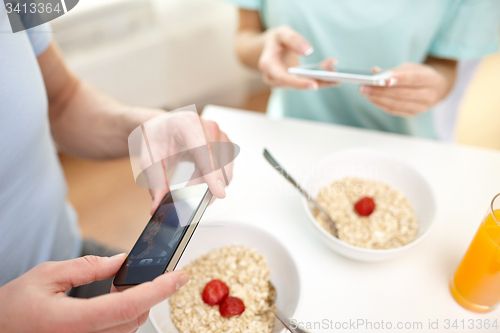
[{"x1": 450, "y1": 208, "x2": 500, "y2": 313}]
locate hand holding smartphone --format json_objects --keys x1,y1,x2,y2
[{"x1": 113, "y1": 183, "x2": 212, "y2": 289}]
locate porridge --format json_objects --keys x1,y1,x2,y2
[
  {"x1": 169, "y1": 245, "x2": 276, "y2": 333},
  {"x1": 314, "y1": 177, "x2": 418, "y2": 249}
]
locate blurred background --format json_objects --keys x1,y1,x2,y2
[{"x1": 53, "y1": 0, "x2": 500, "y2": 251}]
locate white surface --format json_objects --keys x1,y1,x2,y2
[
  {"x1": 149, "y1": 222, "x2": 301, "y2": 333},
  {"x1": 140, "y1": 106, "x2": 500, "y2": 333},
  {"x1": 302, "y1": 148, "x2": 436, "y2": 262}
]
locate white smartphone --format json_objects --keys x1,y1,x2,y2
[{"x1": 288, "y1": 65, "x2": 393, "y2": 86}]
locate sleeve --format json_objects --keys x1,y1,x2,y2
[
  {"x1": 429, "y1": 0, "x2": 500, "y2": 60},
  {"x1": 221, "y1": 0, "x2": 262, "y2": 10},
  {"x1": 6, "y1": 1, "x2": 53, "y2": 56},
  {"x1": 26, "y1": 23, "x2": 52, "y2": 56}
]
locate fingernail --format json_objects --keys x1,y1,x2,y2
[
  {"x1": 111, "y1": 253, "x2": 127, "y2": 259},
  {"x1": 176, "y1": 273, "x2": 189, "y2": 290},
  {"x1": 216, "y1": 179, "x2": 226, "y2": 198},
  {"x1": 388, "y1": 77, "x2": 397, "y2": 87},
  {"x1": 373, "y1": 66, "x2": 382, "y2": 72},
  {"x1": 303, "y1": 46, "x2": 314, "y2": 56},
  {"x1": 309, "y1": 82, "x2": 318, "y2": 90}
]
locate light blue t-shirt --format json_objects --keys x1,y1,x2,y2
[
  {"x1": 0, "y1": 7, "x2": 81, "y2": 286},
  {"x1": 227, "y1": 0, "x2": 500, "y2": 138}
]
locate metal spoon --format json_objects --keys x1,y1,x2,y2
[
  {"x1": 267, "y1": 282, "x2": 314, "y2": 333},
  {"x1": 263, "y1": 149, "x2": 338, "y2": 238}
]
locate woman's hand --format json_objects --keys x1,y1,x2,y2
[
  {"x1": 236, "y1": 10, "x2": 338, "y2": 90},
  {"x1": 0, "y1": 254, "x2": 189, "y2": 333},
  {"x1": 359, "y1": 59, "x2": 456, "y2": 117},
  {"x1": 258, "y1": 26, "x2": 338, "y2": 90}
]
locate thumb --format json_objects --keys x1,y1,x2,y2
[{"x1": 47, "y1": 253, "x2": 127, "y2": 292}]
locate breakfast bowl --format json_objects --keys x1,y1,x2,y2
[
  {"x1": 302, "y1": 148, "x2": 436, "y2": 262},
  {"x1": 149, "y1": 221, "x2": 301, "y2": 333}
]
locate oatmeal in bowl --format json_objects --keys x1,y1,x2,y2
[
  {"x1": 149, "y1": 222, "x2": 301, "y2": 333},
  {"x1": 303, "y1": 148, "x2": 436, "y2": 262},
  {"x1": 315, "y1": 177, "x2": 419, "y2": 250},
  {"x1": 169, "y1": 245, "x2": 276, "y2": 333}
]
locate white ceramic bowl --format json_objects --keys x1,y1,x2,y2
[
  {"x1": 149, "y1": 221, "x2": 301, "y2": 333},
  {"x1": 302, "y1": 148, "x2": 436, "y2": 262}
]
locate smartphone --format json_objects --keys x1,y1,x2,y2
[
  {"x1": 113, "y1": 183, "x2": 212, "y2": 289},
  {"x1": 288, "y1": 65, "x2": 393, "y2": 86}
]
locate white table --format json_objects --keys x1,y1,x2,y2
[{"x1": 140, "y1": 106, "x2": 500, "y2": 333}]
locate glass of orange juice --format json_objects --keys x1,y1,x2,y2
[{"x1": 450, "y1": 193, "x2": 500, "y2": 313}]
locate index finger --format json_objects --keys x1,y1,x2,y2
[
  {"x1": 260, "y1": 51, "x2": 318, "y2": 89},
  {"x1": 69, "y1": 271, "x2": 188, "y2": 331},
  {"x1": 276, "y1": 27, "x2": 313, "y2": 56}
]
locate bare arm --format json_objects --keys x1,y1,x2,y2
[
  {"x1": 39, "y1": 41, "x2": 162, "y2": 160},
  {"x1": 38, "y1": 40, "x2": 231, "y2": 201},
  {"x1": 235, "y1": 9, "x2": 266, "y2": 69},
  {"x1": 424, "y1": 55, "x2": 457, "y2": 100}
]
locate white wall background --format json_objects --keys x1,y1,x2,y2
[{"x1": 51, "y1": 0, "x2": 263, "y2": 109}]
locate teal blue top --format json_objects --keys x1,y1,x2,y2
[{"x1": 226, "y1": 0, "x2": 500, "y2": 138}]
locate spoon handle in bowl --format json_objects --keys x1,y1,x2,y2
[
  {"x1": 263, "y1": 149, "x2": 338, "y2": 238},
  {"x1": 263, "y1": 149, "x2": 311, "y2": 199},
  {"x1": 275, "y1": 308, "x2": 315, "y2": 333}
]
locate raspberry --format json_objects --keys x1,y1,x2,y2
[
  {"x1": 202, "y1": 280, "x2": 229, "y2": 306},
  {"x1": 354, "y1": 197, "x2": 375, "y2": 216},
  {"x1": 219, "y1": 296, "x2": 245, "y2": 317}
]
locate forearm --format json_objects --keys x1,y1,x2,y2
[
  {"x1": 40, "y1": 41, "x2": 163, "y2": 160},
  {"x1": 424, "y1": 56, "x2": 457, "y2": 101},
  {"x1": 50, "y1": 81, "x2": 163, "y2": 160},
  {"x1": 236, "y1": 30, "x2": 266, "y2": 69},
  {"x1": 235, "y1": 8, "x2": 266, "y2": 69}
]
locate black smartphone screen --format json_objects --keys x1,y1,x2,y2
[{"x1": 114, "y1": 184, "x2": 209, "y2": 286}]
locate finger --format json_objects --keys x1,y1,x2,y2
[
  {"x1": 198, "y1": 131, "x2": 234, "y2": 188},
  {"x1": 276, "y1": 27, "x2": 313, "y2": 56},
  {"x1": 319, "y1": 57, "x2": 338, "y2": 71},
  {"x1": 261, "y1": 58, "x2": 318, "y2": 89},
  {"x1": 200, "y1": 119, "x2": 221, "y2": 143},
  {"x1": 266, "y1": 69, "x2": 319, "y2": 89},
  {"x1": 150, "y1": 189, "x2": 168, "y2": 215},
  {"x1": 200, "y1": 120, "x2": 227, "y2": 198},
  {"x1": 388, "y1": 69, "x2": 439, "y2": 87},
  {"x1": 317, "y1": 80, "x2": 341, "y2": 88},
  {"x1": 359, "y1": 85, "x2": 433, "y2": 104},
  {"x1": 43, "y1": 254, "x2": 127, "y2": 292},
  {"x1": 217, "y1": 132, "x2": 234, "y2": 185},
  {"x1": 173, "y1": 115, "x2": 226, "y2": 198},
  {"x1": 71, "y1": 271, "x2": 189, "y2": 331},
  {"x1": 371, "y1": 66, "x2": 382, "y2": 74},
  {"x1": 140, "y1": 158, "x2": 171, "y2": 191},
  {"x1": 93, "y1": 312, "x2": 149, "y2": 333},
  {"x1": 364, "y1": 94, "x2": 428, "y2": 117}
]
